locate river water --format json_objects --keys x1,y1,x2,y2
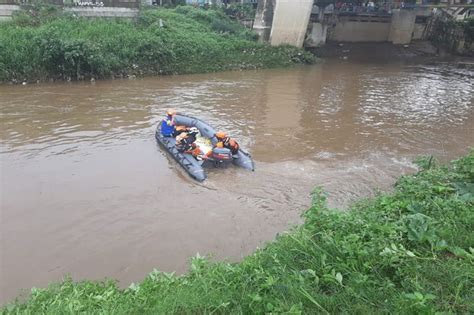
[{"x1": 1, "y1": 60, "x2": 473, "y2": 304}]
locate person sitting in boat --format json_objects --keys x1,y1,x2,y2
[
  {"x1": 176, "y1": 127, "x2": 208, "y2": 160},
  {"x1": 187, "y1": 144, "x2": 207, "y2": 161},
  {"x1": 176, "y1": 127, "x2": 199, "y2": 152},
  {"x1": 160, "y1": 108, "x2": 177, "y2": 137},
  {"x1": 213, "y1": 131, "x2": 240, "y2": 155}
]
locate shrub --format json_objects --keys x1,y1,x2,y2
[
  {"x1": 0, "y1": 6, "x2": 314, "y2": 82},
  {"x1": 223, "y1": 3, "x2": 256, "y2": 21}
]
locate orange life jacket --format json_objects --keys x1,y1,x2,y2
[{"x1": 217, "y1": 137, "x2": 239, "y2": 154}]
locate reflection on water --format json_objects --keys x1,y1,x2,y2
[
  {"x1": 1, "y1": 61, "x2": 473, "y2": 304},
  {"x1": 2, "y1": 62, "x2": 472, "y2": 160}
]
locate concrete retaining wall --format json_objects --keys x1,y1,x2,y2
[
  {"x1": 324, "y1": 11, "x2": 424, "y2": 44},
  {"x1": 0, "y1": 4, "x2": 19, "y2": 21},
  {"x1": 412, "y1": 23, "x2": 426, "y2": 40},
  {"x1": 65, "y1": 7, "x2": 138, "y2": 18},
  {"x1": 329, "y1": 19, "x2": 391, "y2": 42},
  {"x1": 0, "y1": 4, "x2": 138, "y2": 21},
  {"x1": 270, "y1": 0, "x2": 313, "y2": 48}
]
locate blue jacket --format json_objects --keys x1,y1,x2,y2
[{"x1": 160, "y1": 117, "x2": 175, "y2": 136}]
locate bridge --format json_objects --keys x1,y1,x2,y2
[
  {"x1": 254, "y1": 0, "x2": 314, "y2": 47},
  {"x1": 253, "y1": 0, "x2": 473, "y2": 48}
]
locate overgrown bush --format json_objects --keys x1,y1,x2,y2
[
  {"x1": 223, "y1": 3, "x2": 256, "y2": 21},
  {"x1": 431, "y1": 18, "x2": 474, "y2": 55},
  {"x1": 0, "y1": 6, "x2": 314, "y2": 82},
  {"x1": 3, "y1": 151, "x2": 473, "y2": 313},
  {"x1": 461, "y1": 18, "x2": 474, "y2": 43}
]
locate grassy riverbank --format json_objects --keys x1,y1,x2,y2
[
  {"x1": 3, "y1": 151, "x2": 473, "y2": 313},
  {"x1": 0, "y1": 6, "x2": 314, "y2": 83}
]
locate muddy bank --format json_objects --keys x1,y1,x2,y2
[{"x1": 310, "y1": 41, "x2": 454, "y2": 62}]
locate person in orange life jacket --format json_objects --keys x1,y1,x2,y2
[
  {"x1": 212, "y1": 131, "x2": 240, "y2": 155},
  {"x1": 160, "y1": 108, "x2": 177, "y2": 137},
  {"x1": 175, "y1": 127, "x2": 199, "y2": 152},
  {"x1": 176, "y1": 127, "x2": 208, "y2": 160},
  {"x1": 188, "y1": 144, "x2": 207, "y2": 160}
]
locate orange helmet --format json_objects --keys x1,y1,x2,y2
[
  {"x1": 166, "y1": 108, "x2": 177, "y2": 116},
  {"x1": 215, "y1": 131, "x2": 227, "y2": 139}
]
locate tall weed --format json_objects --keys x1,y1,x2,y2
[{"x1": 0, "y1": 6, "x2": 313, "y2": 82}]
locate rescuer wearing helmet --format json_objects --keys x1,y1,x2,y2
[
  {"x1": 214, "y1": 131, "x2": 240, "y2": 155},
  {"x1": 160, "y1": 108, "x2": 177, "y2": 137}
]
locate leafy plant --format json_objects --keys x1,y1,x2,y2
[
  {"x1": 0, "y1": 6, "x2": 314, "y2": 83},
  {"x1": 223, "y1": 3, "x2": 255, "y2": 21}
]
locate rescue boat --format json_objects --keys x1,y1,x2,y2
[{"x1": 155, "y1": 114, "x2": 255, "y2": 182}]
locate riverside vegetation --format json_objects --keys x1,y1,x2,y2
[
  {"x1": 431, "y1": 18, "x2": 474, "y2": 56},
  {"x1": 2, "y1": 151, "x2": 473, "y2": 313},
  {"x1": 0, "y1": 5, "x2": 314, "y2": 83}
]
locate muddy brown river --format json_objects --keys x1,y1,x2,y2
[{"x1": 1, "y1": 60, "x2": 473, "y2": 304}]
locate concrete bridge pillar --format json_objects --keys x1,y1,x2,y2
[
  {"x1": 269, "y1": 0, "x2": 313, "y2": 48},
  {"x1": 253, "y1": 0, "x2": 275, "y2": 42},
  {"x1": 389, "y1": 9, "x2": 417, "y2": 45}
]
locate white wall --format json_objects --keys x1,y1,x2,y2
[
  {"x1": 65, "y1": 7, "x2": 139, "y2": 18},
  {"x1": 0, "y1": 5, "x2": 20, "y2": 22},
  {"x1": 0, "y1": 5, "x2": 138, "y2": 20}
]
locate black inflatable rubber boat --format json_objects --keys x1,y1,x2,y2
[{"x1": 155, "y1": 114, "x2": 255, "y2": 182}]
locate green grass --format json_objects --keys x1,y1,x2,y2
[
  {"x1": 2, "y1": 150, "x2": 473, "y2": 313},
  {"x1": 0, "y1": 6, "x2": 314, "y2": 83}
]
